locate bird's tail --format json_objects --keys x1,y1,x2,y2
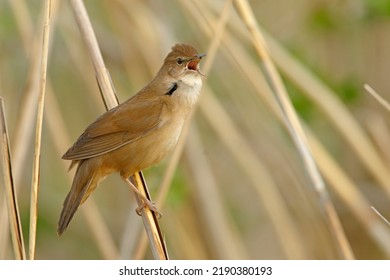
[{"x1": 57, "y1": 160, "x2": 99, "y2": 235}]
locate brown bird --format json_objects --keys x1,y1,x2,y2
[{"x1": 58, "y1": 44, "x2": 204, "y2": 235}]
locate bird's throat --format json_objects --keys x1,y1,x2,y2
[{"x1": 176, "y1": 74, "x2": 202, "y2": 108}]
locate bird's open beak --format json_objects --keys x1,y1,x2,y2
[{"x1": 186, "y1": 53, "x2": 206, "y2": 75}]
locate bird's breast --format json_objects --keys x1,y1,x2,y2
[{"x1": 175, "y1": 74, "x2": 202, "y2": 109}]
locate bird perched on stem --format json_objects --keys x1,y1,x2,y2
[{"x1": 58, "y1": 44, "x2": 205, "y2": 235}]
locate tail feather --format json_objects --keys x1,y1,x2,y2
[{"x1": 57, "y1": 160, "x2": 97, "y2": 235}]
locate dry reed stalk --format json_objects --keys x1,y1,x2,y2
[
  {"x1": 365, "y1": 84, "x2": 390, "y2": 113},
  {"x1": 371, "y1": 207, "x2": 390, "y2": 227},
  {"x1": 28, "y1": 0, "x2": 51, "y2": 260},
  {"x1": 69, "y1": 0, "x2": 168, "y2": 259},
  {"x1": 263, "y1": 30, "x2": 390, "y2": 195},
  {"x1": 0, "y1": 98, "x2": 26, "y2": 260},
  {"x1": 233, "y1": 0, "x2": 354, "y2": 260}
]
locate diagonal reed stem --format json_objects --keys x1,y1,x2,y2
[
  {"x1": 234, "y1": 0, "x2": 354, "y2": 259},
  {"x1": 371, "y1": 207, "x2": 390, "y2": 227},
  {"x1": 365, "y1": 84, "x2": 390, "y2": 113}
]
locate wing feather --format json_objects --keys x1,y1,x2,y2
[{"x1": 63, "y1": 96, "x2": 163, "y2": 160}]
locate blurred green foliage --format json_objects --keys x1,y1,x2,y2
[
  {"x1": 309, "y1": 5, "x2": 339, "y2": 31},
  {"x1": 364, "y1": 0, "x2": 390, "y2": 18}
]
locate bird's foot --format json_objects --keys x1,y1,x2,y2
[
  {"x1": 135, "y1": 199, "x2": 162, "y2": 218},
  {"x1": 124, "y1": 177, "x2": 162, "y2": 218}
]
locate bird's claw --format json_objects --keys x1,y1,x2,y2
[{"x1": 135, "y1": 200, "x2": 162, "y2": 219}]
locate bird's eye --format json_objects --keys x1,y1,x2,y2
[{"x1": 176, "y1": 58, "x2": 184, "y2": 65}]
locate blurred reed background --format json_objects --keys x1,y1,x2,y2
[{"x1": 1, "y1": 0, "x2": 390, "y2": 259}]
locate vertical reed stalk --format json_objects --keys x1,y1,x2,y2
[
  {"x1": 0, "y1": 98, "x2": 26, "y2": 260},
  {"x1": 28, "y1": 0, "x2": 51, "y2": 260}
]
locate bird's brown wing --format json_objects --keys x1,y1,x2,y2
[{"x1": 62, "y1": 98, "x2": 163, "y2": 160}]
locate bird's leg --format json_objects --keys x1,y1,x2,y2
[{"x1": 124, "y1": 177, "x2": 162, "y2": 218}]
